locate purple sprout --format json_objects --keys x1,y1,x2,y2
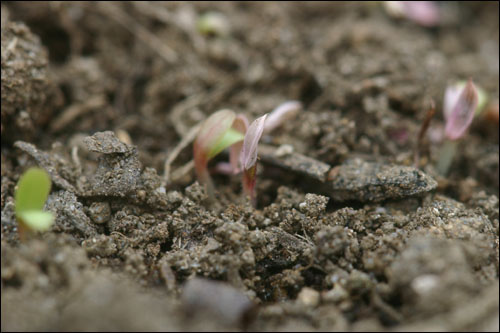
[
  {"x1": 443, "y1": 79, "x2": 479, "y2": 140},
  {"x1": 240, "y1": 114, "x2": 268, "y2": 205},
  {"x1": 385, "y1": 1, "x2": 440, "y2": 27},
  {"x1": 193, "y1": 100, "x2": 301, "y2": 205},
  {"x1": 436, "y1": 79, "x2": 479, "y2": 176}
]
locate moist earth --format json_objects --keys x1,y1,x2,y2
[{"x1": 1, "y1": 2, "x2": 499, "y2": 331}]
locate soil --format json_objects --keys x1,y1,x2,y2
[{"x1": 1, "y1": 2, "x2": 499, "y2": 331}]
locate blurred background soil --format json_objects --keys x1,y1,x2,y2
[{"x1": 1, "y1": 2, "x2": 499, "y2": 331}]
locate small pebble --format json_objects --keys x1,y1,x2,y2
[
  {"x1": 297, "y1": 287, "x2": 320, "y2": 307},
  {"x1": 88, "y1": 202, "x2": 111, "y2": 224}
]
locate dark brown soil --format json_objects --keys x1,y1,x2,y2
[{"x1": 1, "y1": 2, "x2": 498, "y2": 331}]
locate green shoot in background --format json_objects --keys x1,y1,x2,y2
[{"x1": 15, "y1": 167, "x2": 54, "y2": 233}]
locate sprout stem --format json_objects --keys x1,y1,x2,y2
[
  {"x1": 436, "y1": 140, "x2": 458, "y2": 176},
  {"x1": 242, "y1": 164, "x2": 257, "y2": 207}
]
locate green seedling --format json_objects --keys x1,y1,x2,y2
[
  {"x1": 197, "y1": 11, "x2": 230, "y2": 37},
  {"x1": 15, "y1": 167, "x2": 54, "y2": 237}
]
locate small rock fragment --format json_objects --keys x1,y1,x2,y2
[
  {"x1": 45, "y1": 190, "x2": 97, "y2": 237},
  {"x1": 258, "y1": 145, "x2": 436, "y2": 202},
  {"x1": 259, "y1": 144, "x2": 331, "y2": 182},
  {"x1": 326, "y1": 158, "x2": 437, "y2": 202},
  {"x1": 83, "y1": 131, "x2": 134, "y2": 154},
  {"x1": 82, "y1": 131, "x2": 141, "y2": 197}
]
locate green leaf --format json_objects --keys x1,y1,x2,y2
[
  {"x1": 208, "y1": 127, "x2": 245, "y2": 160},
  {"x1": 195, "y1": 109, "x2": 236, "y2": 157},
  {"x1": 15, "y1": 167, "x2": 52, "y2": 220},
  {"x1": 19, "y1": 211, "x2": 54, "y2": 232}
]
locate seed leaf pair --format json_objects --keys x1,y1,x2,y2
[{"x1": 193, "y1": 109, "x2": 265, "y2": 199}]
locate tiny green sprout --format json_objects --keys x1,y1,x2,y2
[
  {"x1": 15, "y1": 167, "x2": 54, "y2": 235},
  {"x1": 196, "y1": 11, "x2": 230, "y2": 37}
]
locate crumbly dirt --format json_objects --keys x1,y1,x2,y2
[{"x1": 1, "y1": 2, "x2": 499, "y2": 331}]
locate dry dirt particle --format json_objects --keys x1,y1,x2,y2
[
  {"x1": 45, "y1": 190, "x2": 97, "y2": 237},
  {"x1": 82, "y1": 131, "x2": 142, "y2": 197}
]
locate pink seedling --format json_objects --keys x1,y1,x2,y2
[
  {"x1": 384, "y1": 1, "x2": 440, "y2": 27},
  {"x1": 229, "y1": 114, "x2": 249, "y2": 174},
  {"x1": 443, "y1": 79, "x2": 479, "y2": 141},
  {"x1": 212, "y1": 114, "x2": 248, "y2": 175},
  {"x1": 240, "y1": 114, "x2": 268, "y2": 205},
  {"x1": 437, "y1": 79, "x2": 479, "y2": 176},
  {"x1": 193, "y1": 109, "x2": 245, "y2": 193},
  {"x1": 193, "y1": 110, "x2": 268, "y2": 205},
  {"x1": 193, "y1": 101, "x2": 295, "y2": 205}
]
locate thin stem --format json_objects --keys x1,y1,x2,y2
[
  {"x1": 414, "y1": 100, "x2": 436, "y2": 168},
  {"x1": 436, "y1": 140, "x2": 458, "y2": 176},
  {"x1": 194, "y1": 159, "x2": 215, "y2": 196},
  {"x1": 242, "y1": 164, "x2": 257, "y2": 207}
]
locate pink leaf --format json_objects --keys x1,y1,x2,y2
[
  {"x1": 444, "y1": 79, "x2": 479, "y2": 141},
  {"x1": 402, "y1": 1, "x2": 439, "y2": 27},
  {"x1": 240, "y1": 114, "x2": 268, "y2": 171},
  {"x1": 229, "y1": 114, "x2": 249, "y2": 174},
  {"x1": 264, "y1": 101, "x2": 302, "y2": 133},
  {"x1": 443, "y1": 84, "x2": 463, "y2": 121},
  {"x1": 193, "y1": 109, "x2": 236, "y2": 187}
]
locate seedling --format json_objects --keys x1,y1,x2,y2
[
  {"x1": 437, "y1": 79, "x2": 479, "y2": 175},
  {"x1": 384, "y1": 1, "x2": 440, "y2": 27},
  {"x1": 193, "y1": 101, "x2": 301, "y2": 205},
  {"x1": 193, "y1": 109, "x2": 245, "y2": 194},
  {"x1": 240, "y1": 114, "x2": 268, "y2": 205},
  {"x1": 444, "y1": 80, "x2": 488, "y2": 120},
  {"x1": 194, "y1": 111, "x2": 275, "y2": 205},
  {"x1": 15, "y1": 167, "x2": 54, "y2": 237},
  {"x1": 197, "y1": 11, "x2": 230, "y2": 37}
]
